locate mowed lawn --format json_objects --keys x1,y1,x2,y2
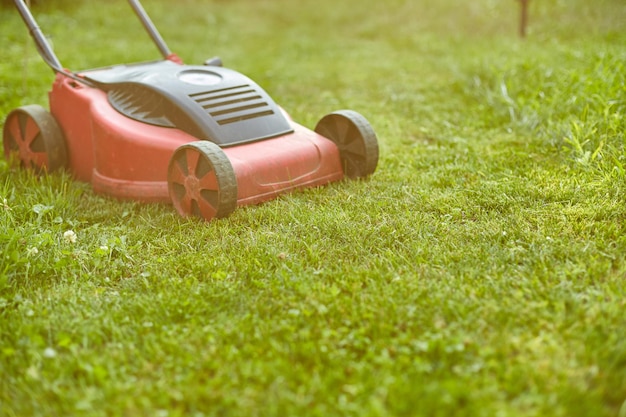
[{"x1": 1, "y1": 0, "x2": 625, "y2": 416}]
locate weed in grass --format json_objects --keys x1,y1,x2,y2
[{"x1": 465, "y1": 48, "x2": 626, "y2": 178}]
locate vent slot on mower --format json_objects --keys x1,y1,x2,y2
[
  {"x1": 190, "y1": 85, "x2": 275, "y2": 126},
  {"x1": 108, "y1": 87, "x2": 176, "y2": 128}
]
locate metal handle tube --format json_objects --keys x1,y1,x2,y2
[
  {"x1": 13, "y1": 0, "x2": 94, "y2": 86},
  {"x1": 14, "y1": 0, "x2": 63, "y2": 71},
  {"x1": 127, "y1": 0, "x2": 172, "y2": 59}
]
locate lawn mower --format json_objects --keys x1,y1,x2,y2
[{"x1": 3, "y1": 0, "x2": 379, "y2": 221}]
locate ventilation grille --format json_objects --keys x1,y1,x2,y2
[
  {"x1": 108, "y1": 87, "x2": 175, "y2": 128},
  {"x1": 190, "y1": 85, "x2": 275, "y2": 126}
]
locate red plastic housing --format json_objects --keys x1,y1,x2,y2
[{"x1": 48, "y1": 73, "x2": 344, "y2": 207}]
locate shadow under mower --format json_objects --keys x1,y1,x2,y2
[{"x1": 3, "y1": 0, "x2": 379, "y2": 221}]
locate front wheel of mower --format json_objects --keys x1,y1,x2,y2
[
  {"x1": 315, "y1": 110, "x2": 379, "y2": 179},
  {"x1": 167, "y1": 141, "x2": 238, "y2": 221},
  {"x1": 2, "y1": 105, "x2": 68, "y2": 173}
]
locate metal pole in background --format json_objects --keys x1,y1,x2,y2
[{"x1": 519, "y1": 0, "x2": 530, "y2": 38}]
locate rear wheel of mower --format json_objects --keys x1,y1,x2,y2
[
  {"x1": 168, "y1": 141, "x2": 238, "y2": 221},
  {"x1": 2, "y1": 105, "x2": 68, "y2": 173},
  {"x1": 315, "y1": 110, "x2": 379, "y2": 179}
]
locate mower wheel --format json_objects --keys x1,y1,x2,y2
[
  {"x1": 315, "y1": 110, "x2": 378, "y2": 179},
  {"x1": 168, "y1": 141, "x2": 238, "y2": 221},
  {"x1": 2, "y1": 105, "x2": 68, "y2": 173}
]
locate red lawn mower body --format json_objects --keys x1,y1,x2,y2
[
  {"x1": 49, "y1": 64, "x2": 344, "y2": 206},
  {"x1": 4, "y1": 0, "x2": 378, "y2": 221}
]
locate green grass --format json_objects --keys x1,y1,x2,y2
[{"x1": 1, "y1": 0, "x2": 626, "y2": 416}]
